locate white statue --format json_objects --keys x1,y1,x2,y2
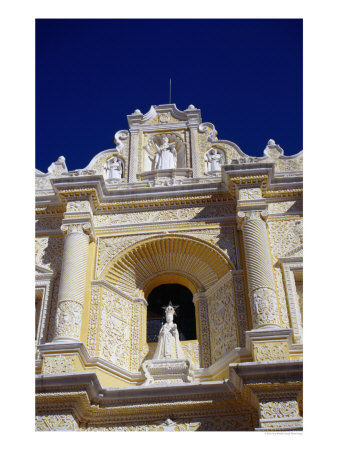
[
  {"x1": 154, "y1": 136, "x2": 177, "y2": 170},
  {"x1": 105, "y1": 156, "x2": 123, "y2": 179},
  {"x1": 152, "y1": 302, "x2": 185, "y2": 360},
  {"x1": 205, "y1": 148, "x2": 225, "y2": 172},
  {"x1": 48, "y1": 156, "x2": 68, "y2": 175}
]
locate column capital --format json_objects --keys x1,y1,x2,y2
[
  {"x1": 60, "y1": 222, "x2": 95, "y2": 242},
  {"x1": 236, "y1": 209, "x2": 268, "y2": 230}
]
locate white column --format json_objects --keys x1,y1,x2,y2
[
  {"x1": 128, "y1": 130, "x2": 139, "y2": 183},
  {"x1": 189, "y1": 125, "x2": 201, "y2": 178},
  {"x1": 53, "y1": 223, "x2": 92, "y2": 341},
  {"x1": 238, "y1": 210, "x2": 281, "y2": 329}
]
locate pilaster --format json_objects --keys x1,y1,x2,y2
[
  {"x1": 193, "y1": 291, "x2": 211, "y2": 368},
  {"x1": 188, "y1": 125, "x2": 201, "y2": 178},
  {"x1": 128, "y1": 129, "x2": 140, "y2": 183},
  {"x1": 230, "y1": 360, "x2": 303, "y2": 431}
]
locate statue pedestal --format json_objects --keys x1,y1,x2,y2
[{"x1": 142, "y1": 358, "x2": 194, "y2": 385}]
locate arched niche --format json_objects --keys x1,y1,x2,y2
[
  {"x1": 100, "y1": 234, "x2": 235, "y2": 368},
  {"x1": 104, "y1": 154, "x2": 125, "y2": 180},
  {"x1": 204, "y1": 147, "x2": 226, "y2": 174},
  {"x1": 143, "y1": 133, "x2": 186, "y2": 172}
]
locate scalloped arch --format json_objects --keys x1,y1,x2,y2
[{"x1": 101, "y1": 234, "x2": 234, "y2": 296}]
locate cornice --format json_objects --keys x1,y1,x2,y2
[
  {"x1": 35, "y1": 370, "x2": 238, "y2": 408},
  {"x1": 222, "y1": 164, "x2": 303, "y2": 199},
  {"x1": 229, "y1": 360, "x2": 303, "y2": 386}
]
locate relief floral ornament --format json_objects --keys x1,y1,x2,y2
[{"x1": 260, "y1": 401, "x2": 299, "y2": 419}]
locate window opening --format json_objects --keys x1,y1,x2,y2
[{"x1": 147, "y1": 284, "x2": 196, "y2": 342}]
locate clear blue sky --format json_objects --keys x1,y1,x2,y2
[{"x1": 36, "y1": 19, "x2": 302, "y2": 172}]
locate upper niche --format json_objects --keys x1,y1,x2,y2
[
  {"x1": 143, "y1": 134, "x2": 186, "y2": 172},
  {"x1": 104, "y1": 155, "x2": 125, "y2": 181}
]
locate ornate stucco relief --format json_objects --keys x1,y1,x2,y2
[
  {"x1": 87, "y1": 286, "x2": 101, "y2": 356},
  {"x1": 130, "y1": 301, "x2": 142, "y2": 371},
  {"x1": 238, "y1": 188, "x2": 262, "y2": 200},
  {"x1": 268, "y1": 199, "x2": 303, "y2": 215},
  {"x1": 276, "y1": 156, "x2": 303, "y2": 173},
  {"x1": 268, "y1": 219, "x2": 303, "y2": 263},
  {"x1": 207, "y1": 279, "x2": 238, "y2": 363},
  {"x1": 83, "y1": 418, "x2": 200, "y2": 431},
  {"x1": 232, "y1": 272, "x2": 249, "y2": 347},
  {"x1": 54, "y1": 300, "x2": 83, "y2": 340},
  {"x1": 36, "y1": 215, "x2": 63, "y2": 232},
  {"x1": 260, "y1": 400, "x2": 299, "y2": 420},
  {"x1": 42, "y1": 355, "x2": 75, "y2": 374},
  {"x1": 46, "y1": 276, "x2": 60, "y2": 341},
  {"x1": 35, "y1": 176, "x2": 53, "y2": 191},
  {"x1": 181, "y1": 341, "x2": 200, "y2": 368},
  {"x1": 36, "y1": 414, "x2": 79, "y2": 431},
  {"x1": 253, "y1": 342, "x2": 289, "y2": 361},
  {"x1": 274, "y1": 267, "x2": 290, "y2": 328},
  {"x1": 66, "y1": 200, "x2": 91, "y2": 213},
  {"x1": 93, "y1": 203, "x2": 236, "y2": 228},
  {"x1": 35, "y1": 237, "x2": 64, "y2": 273},
  {"x1": 98, "y1": 288, "x2": 133, "y2": 370}
]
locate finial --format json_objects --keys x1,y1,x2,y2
[
  {"x1": 268, "y1": 139, "x2": 276, "y2": 146},
  {"x1": 133, "y1": 109, "x2": 142, "y2": 115},
  {"x1": 188, "y1": 104, "x2": 196, "y2": 110}
]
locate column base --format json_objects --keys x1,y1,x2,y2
[{"x1": 246, "y1": 328, "x2": 293, "y2": 362}]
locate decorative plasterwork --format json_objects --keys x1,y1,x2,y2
[
  {"x1": 35, "y1": 237, "x2": 64, "y2": 273},
  {"x1": 53, "y1": 185, "x2": 234, "y2": 213},
  {"x1": 93, "y1": 203, "x2": 237, "y2": 229},
  {"x1": 253, "y1": 342, "x2": 289, "y2": 362},
  {"x1": 98, "y1": 288, "x2": 133, "y2": 370},
  {"x1": 268, "y1": 219, "x2": 303, "y2": 264},
  {"x1": 42, "y1": 354, "x2": 76, "y2": 374},
  {"x1": 207, "y1": 277, "x2": 238, "y2": 363},
  {"x1": 83, "y1": 418, "x2": 201, "y2": 431},
  {"x1": 101, "y1": 234, "x2": 233, "y2": 295},
  {"x1": 279, "y1": 260, "x2": 303, "y2": 344},
  {"x1": 36, "y1": 414, "x2": 79, "y2": 431}
]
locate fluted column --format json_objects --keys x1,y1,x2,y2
[
  {"x1": 53, "y1": 223, "x2": 93, "y2": 341},
  {"x1": 237, "y1": 210, "x2": 281, "y2": 329}
]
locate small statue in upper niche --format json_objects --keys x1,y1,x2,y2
[
  {"x1": 152, "y1": 302, "x2": 185, "y2": 360},
  {"x1": 205, "y1": 148, "x2": 225, "y2": 173},
  {"x1": 105, "y1": 156, "x2": 123, "y2": 179},
  {"x1": 154, "y1": 136, "x2": 177, "y2": 170}
]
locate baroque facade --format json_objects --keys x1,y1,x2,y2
[{"x1": 35, "y1": 104, "x2": 303, "y2": 431}]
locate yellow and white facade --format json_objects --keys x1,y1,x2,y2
[{"x1": 35, "y1": 104, "x2": 303, "y2": 431}]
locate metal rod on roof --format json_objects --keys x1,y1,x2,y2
[{"x1": 169, "y1": 77, "x2": 172, "y2": 104}]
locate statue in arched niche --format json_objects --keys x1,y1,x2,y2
[
  {"x1": 205, "y1": 148, "x2": 226, "y2": 173},
  {"x1": 152, "y1": 302, "x2": 185, "y2": 360},
  {"x1": 154, "y1": 136, "x2": 177, "y2": 170},
  {"x1": 104, "y1": 156, "x2": 124, "y2": 180}
]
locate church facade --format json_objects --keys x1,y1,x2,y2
[{"x1": 35, "y1": 104, "x2": 303, "y2": 431}]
